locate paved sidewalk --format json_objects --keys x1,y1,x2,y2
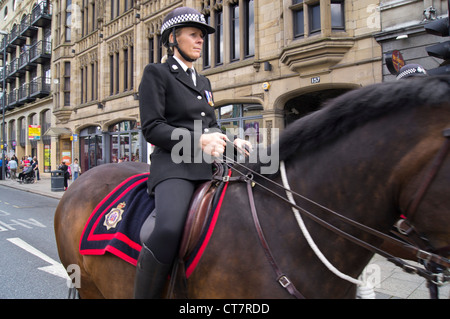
[{"x1": 0, "y1": 173, "x2": 447, "y2": 299}]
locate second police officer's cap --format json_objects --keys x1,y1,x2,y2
[{"x1": 396, "y1": 64, "x2": 428, "y2": 80}]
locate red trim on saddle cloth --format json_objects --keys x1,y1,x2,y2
[
  {"x1": 79, "y1": 173, "x2": 152, "y2": 266},
  {"x1": 78, "y1": 170, "x2": 231, "y2": 275},
  {"x1": 185, "y1": 170, "x2": 232, "y2": 278}
]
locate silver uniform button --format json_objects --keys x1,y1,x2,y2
[
  {"x1": 204, "y1": 128, "x2": 209, "y2": 133},
  {"x1": 201, "y1": 112, "x2": 206, "y2": 116},
  {"x1": 197, "y1": 96, "x2": 202, "y2": 100}
]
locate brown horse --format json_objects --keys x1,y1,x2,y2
[{"x1": 54, "y1": 76, "x2": 450, "y2": 298}]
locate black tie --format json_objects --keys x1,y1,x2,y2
[{"x1": 186, "y1": 68, "x2": 196, "y2": 86}]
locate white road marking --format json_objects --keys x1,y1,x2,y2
[{"x1": 6, "y1": 237, "x2": 69, "y2": 280}]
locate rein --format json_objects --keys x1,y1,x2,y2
[{"x1": 220, "y1": 130, "x2": 450, "y2": 298}]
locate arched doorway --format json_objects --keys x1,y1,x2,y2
[
  {"x1": 80, "y1": 126, "x2": 103, "y2": 171},
  {"x1": 284, "y1": 88, "x2": 352, "y2": 126},
  {"x1": 107, "y1": 120, "x2": 140, "y2": 163}
]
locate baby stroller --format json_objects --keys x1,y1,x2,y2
[{"x1": 18, "y1": 166, "x2": 35, "y2": 184}]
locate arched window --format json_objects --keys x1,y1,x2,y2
[
  {"x1": 80, "y1": 126, "x2": 103, "y2": 171},
  {"x1": 108, "y1": 120, "x2": 140, "y2": 163}
]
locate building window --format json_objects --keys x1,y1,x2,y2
[
  {"x1": 81, "y1": 1, "x2": 86, "y2": 36},
  {"x1": 122, "y1": 46, "x2": 134, "y2": 91},
  {"x1": 111, "y1": 0, "x2": 119, "y2": 19},
  {"x1": 244, "y1": 0, "x2": 255, "y2": 58},
  {"x1": 80, "y1": 126, "x2": 103, "y2": 171},
  {"x1": 80, "y1": 68, "x2": 84, "y2": 103},
  {"x1": 110, "y1": 0, "x2": 122, "y2": 19},
  {"x1": 115, "y1": 52, "x2": 119, "y2": 94},
  {"x1": 91, "y1": 62, "x2": 97, "y2": 101},
  {"x1": 84, "y1": 66, "x2": 88, "y2": 102},
  {"x1": 309, "y1": 3, "x2": 321, "y2": 34},
  {"x1": 293, "y1": 4, "x2": 304, "y2": 38},
  {"x1": 292, "y1": 0, "x2": 305, "y2": 38},
  {"x1": 125, "y1": 0, "x2": 134, "y2": 12},
  {"x1": 64, "y1": 62, "x2": 71, "y2": 106},
  {"x1": 109, "y1": 54, "x2": 114, "y2": 95},
  {"x1": 148, "y1": 36, "x2": 162, "y2": 64},
  {"x1": 55, "y1": 63, "x2": 60, "y2": 108},
  {"x1": 203, "y1": 14, "x2": 211, "y2": 69},
  {"x1": 291, "y1": 0, "x2": 344, "y2": 38},
  {"x1": 215, "y1": 10, "x2": 223, "y2": 65},
  {"x1": 122, "y1": 46, "x2": 133, "y2": 92},
  {"x1": 65, "y1": 0, "x2": 72, "y2": 42},
  {"x1": 202, "y1": 1, "x2": 254, "y2": 69},
  {"x1": 92, "y1": 2, "x2": 97, "y2": 31},
  {"x1": 19, "y1": 117, "x2": 26, "y2": 147},
  {"x1": 8, "y1": 119, "x2": 15, "y2": 152},
  {"x1": 130, "y1": 46, "x2": 134, "y2": 89},
  {"x1": 230, "y1": 4, "x2": 240, "y2": 62},
  {"x1": 149, "y1": 37, "x2": 154, "y2": 64},
  {"x1": 331, "y1": 0, "x2": 345, "y2": 30},
  {"x1": 215, "y1": 103, "x2": 263, "y2": 148},
  {"x1": 109, "y1": 51, "x2": 120, "y2": 95},
  {"x1": 108, "y1": 121, "x2": 140, "y2": 163},
  {"x1": 124, "y1": 48, "x2": 128, "y2": 91}
]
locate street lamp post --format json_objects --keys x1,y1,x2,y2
[{"x1": 0, "y1": 30, "x2": 8, "y2": 181}]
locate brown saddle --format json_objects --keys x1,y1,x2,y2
[
  {"x1": 178, "y1": 180, "x2": 219, "y2": 259},
  {"x1": 138, "y1": 181, "x2": 219, "y2": 250},
  {"x1": 167, "y1": 179, "x2": 225, "y2": 298}
]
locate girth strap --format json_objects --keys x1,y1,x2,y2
[{"x1": 246, "y1": 181, "x2": 305, "y2": 299}]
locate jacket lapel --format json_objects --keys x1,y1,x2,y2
[
  {"x1": 167, "y1": 57, "x2": 205, "y2": 94},
  {"x1": 196, "y1": 74, "x2": 208, "y2": 93}
]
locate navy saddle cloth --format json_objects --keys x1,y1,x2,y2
[{"x1": 79, "y1": 173, "x2": 153, "y2": 266}]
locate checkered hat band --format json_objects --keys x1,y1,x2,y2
[
  {"x1": 396, "y1": 67, "x2": 427, "y2": 79},
  {"x1": 161, "y1": 13, "x2": 207, "y2": 33}
]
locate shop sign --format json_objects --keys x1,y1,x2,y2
[{"x1": 28, "y1": 125, "x2": 41, "y2": 140}]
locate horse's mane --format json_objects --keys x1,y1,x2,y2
[{"x1": 249, "y1": 75, "x2": 450, "y2": 173}]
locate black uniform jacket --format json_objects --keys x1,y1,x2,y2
[{"x1": 139, "y1": 56, "x2": 221, "y2": 192}]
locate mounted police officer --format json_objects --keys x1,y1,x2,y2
[{"x1": 135, "y1": 7, "x2": 251, "y2": 298}]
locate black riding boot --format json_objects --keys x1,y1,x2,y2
[{"x1": 134, "y1": 244, "x2": 171, "y2": 299}]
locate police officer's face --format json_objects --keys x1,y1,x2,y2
[{"x1": 172, "y1": 27, "x2": 204, "y2": 63}]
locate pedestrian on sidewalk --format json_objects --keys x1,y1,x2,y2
[
  {"x1": 32, "y1": 156, "x2": 40, "y2": 181},
  {"x1": 59, "y1": 161, "x2": 70, "y2": 190},
  {"x1": 71, "y1": 158, "x2": 81, "y2": 181},
  {"x1": 8, "y1": 156, "x2": 17, "y2": 180}
]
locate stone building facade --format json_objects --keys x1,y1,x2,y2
[
  {"x1": 1, "y1": 0, "x2": 385, "y2": 174},
  {"x1": 0, "y1": 0, "x2": 52, "y2": 172}
]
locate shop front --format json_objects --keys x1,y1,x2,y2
[{"x1": 79, "y1": 120, "x2": 144, "y2": 172}]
